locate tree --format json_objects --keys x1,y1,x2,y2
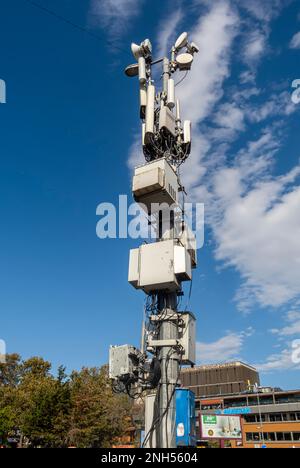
[
  {"x1": 68, "y1": 366, "x2": 132, "y2": 448},
  {"x1": 17, "y1": 357, "x2": 71, "y2": 448},
  {"x1": 0, "y1": 354, "x2": 22, "y2": 387},
  {"x1": 0, "y1": 354, "x2": 22, "y2": 444},
  {"x1": 0, "y1": 356, "x2": 136, "y2": 448},
  {"x1": 21, "y1": 356, "x2": 51, "y2": 380},
  {"x1": 0, "y1": 387, "x2": 18, "y2": 444}
]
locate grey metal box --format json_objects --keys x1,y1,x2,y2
[
  {"x1": 139, "y1": 240, "x2": 178, "y2": 292},
  {"x1": 178, "y1": 312, "x2": 196, "y2": 365},
  {"x1": 128, "y1": 248, "x2": 139, "y2": 288},
  {"x1": 128, "y1": 240, "x2": 192, "y2": 293},
  {"x1": 109, "y1": 345, "x2": 138, "y2": 380},
  {"x1": 179, "y1": 223, "x2": 197, "y2": 268},
  {"x1": 132, "y1": 158, "x2": 179, "y2": 213},
  {"x1": 144, "y1": 393, "x2": 157, "y2": 448},
  {"x1": 159, "y1": 106, "x2": 176, "y2": 137},
  {"x1": 174, "y1": 245, "x2": 192, "y2": 281}
]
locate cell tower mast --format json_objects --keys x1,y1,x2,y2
[{"x1": 109, "y1": 33, "x2": 199, "y2": 449}]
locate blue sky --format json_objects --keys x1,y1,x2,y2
[{"x1": 1, "y1": 0, "x2": 300, "y2": 389}]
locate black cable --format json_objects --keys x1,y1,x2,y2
[
  {"x1": 175, "y1": 71, "x2": 188, "y2": 87},
  {"x1": 21, "y1": 0, "x2": 130, "y2": 56},
  {"x1": 184, "y1": 277, "x2": 193, "y2": 312},
  {"x1": 142, "y1": 347, "x2": 183, "y2": 448}
]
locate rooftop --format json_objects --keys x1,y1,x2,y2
[{"x1": 181, "y1": 361, "x2": 258, "y2": 373}]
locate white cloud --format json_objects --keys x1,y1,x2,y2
[
  {"x1": 239, "y1": 70, "x2": 257, "y2": 84},
  {"x1": 156, "y1": 9, "x2": 184, "y2": 58},
  {"x1": 214, "y1": 103, "x2": 245, "y2": 132},
  {"x1": 238, "y1": 0, "x2": 290, "y2": 22},
  {"x1": 290, "y1": 32, "x2": 300, "y2": 49},
  {"x1": 237, "y1": 1, "x2": 290, "y2": 69},
  {"x1": 185, "y1": 4, "x2": 300, "y2": 314},
  {"x1": 197, "y1": 328, "x2": 254, "y2": 364},
  {"x1": 243, "y1": 30, "x2": 266, "y2": 63},
  {"x1": 89, "y1": 0, "x2": 143, "y2": 37},
  {"x1": 213, "y1": 156, "x2": 300, "y2": 311},
  {"x1": 177, "y1": 1, "x2": 239, "y2": 124},
  {"x1": 246, "y1": 91, "x2": 296, "y2": 122},
  {"x1": 128, "y1": 133, "x2": 144, "y2": 170},
  {"x1": 270, "y1": 311, "x2": 300, "y2": 337},
  {"x1": 255, "y1": 344, "x2": 300, "y2": 372},
  {"x1": 256, "y1": 308, "x2": 300, "y2": 372},
  {"x1": 184, "y1": 57, "x2": 299, "y2": 313},
  {"x1": 177, "y1": 1, "x2": 239, "y2": 189}
]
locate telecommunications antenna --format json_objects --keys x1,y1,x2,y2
[{"x1": 174, "y1": 32, "x2": 188, "y2": 50}]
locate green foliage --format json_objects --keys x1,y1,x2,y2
[
  {"x1": 68, "y1": 366, "x2": 131, "y2": 448},
  {"x1": 0, "y1": 353, "x2": 22, "y2": 387},
  {"x1": 0, "y1": 355, "x2": 133, "y2": 448}
]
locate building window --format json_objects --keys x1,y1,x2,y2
[
  {"x1": 247, "y1": 432, "x2": 262, "y2": 442},
  {"x1": 263, "y1": 433, "x2": 276, "y2": 442},
  {"x1": 248, "y1": 396, "x2": 274, "y2": 406},
  {"x1": 225, "y1": 398, "x2": 247, "y2": 408},
  {"x1": 247, "y1": 431, "x2": 300, "y2": 443},
  {"x1": 269, "y1": 413, "x2": 282, "y2": 422},
  {"x1": 277, "y1": 432, "x2": 292, "y2": 441},
  {"x1": 244, "y1": 415, "x2": 256, "y2": 423},
  {"x1": 276, "y1": 394, "x2": 300, "y2": 404}
]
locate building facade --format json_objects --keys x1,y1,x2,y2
[
  {"x1": 181, "y1": 362, "x2": 260, "y2": 398},
  {"x1": 198, "y1": 389, "x2": 300, "y2": 448}
]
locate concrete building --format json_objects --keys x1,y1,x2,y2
[
  {"x1": 181, "y1": 361, "x2": 260, "y2": 398},
  {"x1": 198, "y1": 389, "x2": 300, "y2": 448},
  {"x1": 181, "y1": 361, "x2": 300, "y2": 448}
]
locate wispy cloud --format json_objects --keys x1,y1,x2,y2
[
  {"x1": 256, "y1": 308, "x2": 300, "y2": 372},
  {"x1": 177, "y1": 1, "x2": 239, "y2": 124},
  {"x1": 270, "y1": 311, "x2": 300, "y2": 337},
  {"x1": 177, "y1": 0, "x2": 240, "y2": 188},
  {"x1": 213, "y1": 149, "x2": 300, "y2": 311},
  {"x1": 254, "y1": 344, "x2": 300, "y2": 373},
  {"x1": 174, "y1": 2, "x2": 300, "y2": 313},
  {"x1": 128, "y1": 133, "x2": 143, "y2": 171},
  {"x1": 238, "y1": 0, "x2": 290, "y2": 22},
  {"x1": 89, "y1": 0, "x2": 143, "y2": 38},
  {"x1": 242, "y1": 30, "x2": 266, "y2": 63},
  {"x1": 197, "y1": 328, "x2": 254, "y2": 364},
  {"x1": 156, "y1": 8, "x2": 184, "y2": 58},
  {"x1": 237, "y1": 0, "x2": 291, "y2": 68},
  {"x1": 290, "y1": 31, "x2": 300, "y2": 49}
]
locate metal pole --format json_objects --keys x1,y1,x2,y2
[
  {"x1": 120, "y1": 35, "x2": 198, "y2": 450},
  {"x1": 155, "y1": 205, "x2": 179, "y2": 449},
  {"x1": 157, "y1": 293, "x2": 179, "y2": 448},
  {"x1": 257, "y1": 393, "x2": 264, "y2": 445},
  {"x1": 162, "y1": 57, "x2": 170, "y2": 94}
]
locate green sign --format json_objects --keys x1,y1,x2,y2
[
  {"x1": 203, "y1": 415, "x2": 217, "y2": 425},
  {"x1": 201, "y1": 415, "x2": 242, "y2": 440}
]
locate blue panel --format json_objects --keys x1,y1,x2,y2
[
  {"x1": 215, "y1": 407, "x2": 252, "y2": 415},
  {"x1": 176, "y1": 388, "x2": 197, "y2": 447}
]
